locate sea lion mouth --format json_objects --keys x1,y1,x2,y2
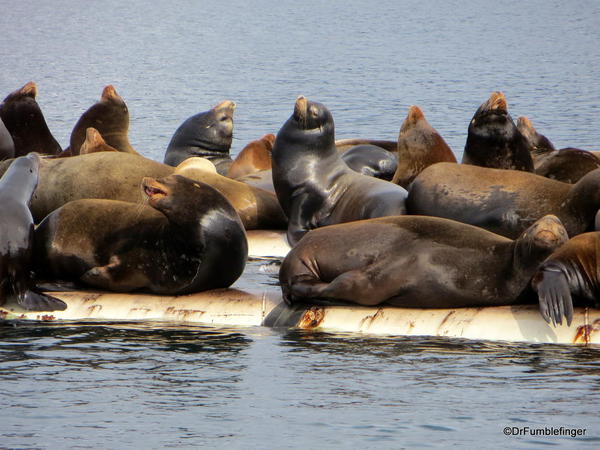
[
  {"x1": 101, "y1": 85, "x2": 123, "y2": 103},
  {"x1": 486, "y1": 91, "x2": 508, "y2": 113},
  {"x1": 141, "y1": 177, "x2": 169, "y2": 203},
  {"x1": 293, "y1": 95, "x2": 308, "y2": 122},
  {"x1": 21, "y1": 81, "x2": 38, "y2": 98}
]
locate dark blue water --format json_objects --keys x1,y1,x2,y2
[{"x1": 1, "y1": 0, "x2": 600, "y2": 447}]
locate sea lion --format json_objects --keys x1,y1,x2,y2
[
  {"x1": 334, "y1": 138, "x2": 397, "y2": 153},
  {"x1": 0, "y1": 118, "x2": 14, "y2": 160},
  {"x1": 517, "y1": 116, "x2": 600, "y2": 183},
  {"x1": 227, "y1": 133, "x2": 275, "y2": 179},
  {"x1": 407, "y1": 162, "x2": 600, "y2": 239},
  {"x1": 0, "y1": 153, "x2": 66, "y2": 311},
  {"x1": 79, "y1": 128, "x2": 120, "y2": 154},
  {"x1": 164, "y1": 100, "x2": 235, "y2": 175},
  {"x1": 341, "y1": 144, "x2": 397, "y2": 180},
  {"x1": 280, "y1": 215, "x2": 567, "y2": 308},
  {"x1": 0, "y1": 82, "x2": 62, "y2": 156},
  {"x1": 462, "y1": 92, "x2": 534, "y2": 172},
  {"x1": 391, "y1": 105, "x2": 456, "y2": 188},
  {"x1": 272, "y1": 96, "x2": 408, "y2": 245},
  {"x1": 0, "y1": 152, "x2": 285, "y2": 230},
  {"x1": 35, "y1": 175, "x2": 247, "y2": 293},
  {"x1": 67, "y1": 85, "x2": 138, "y2": 156},
  {"x1": 532, "y1": 232, "x2": 600, "y2": 326}
]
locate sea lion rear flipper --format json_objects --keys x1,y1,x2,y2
[
  {"x1": 19, "y1": 290, "x2": 67, "y2": 311},
  {"x1": 535, "y1": 268, "x2": 573, "y2": 327}
]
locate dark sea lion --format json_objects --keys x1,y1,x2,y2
[
  {"x1": 407, "y1": 162, "x2": 600, "y2": 239},
  {"x1": 532, "y1": 232, "x2": 600, "y2": 326},
  {"x1": 0, "y1": 117, "x2": 14, "y2": 160},
  {"x1": 391, "y1": 105, "x2": 456, "y2": 188},
  {"x1": 280, "y1": 215, "x2": 567, "y2": 308},
  {"x1": 0, "y1": 153, "x2": 66, "y2": 311},
  {"x1": 334, "y1": 138, "x2": 397, "y2": 153},
  {"x1": 79, "y1": 127, "x2": 120, "y2": 154},
  {"x1": 0, "y1": 152, "x2": 285, "y2": 230},
  {"x1": 341, "y1": 144, "x2": 397, "y2": 180},
  {"x1": 227, "y1": 133, "x2": 275, "y2": 179},
  {"x1": 164, "y1": 100, "x2": 235, "y2": 175},
  {"x1": 272, "y1": 96, "x2": 408, "y2": 245},
  {"x1": 35, "y1": 175, "x2": 247, "y2": 293},
  {"x1": 0, "y1": 82, "x2": 62, "y2": 156},
  {"x1": 462, "y1": 92, "x2": 534, "y2": 172},
  {"x1": 68, "y1": 85, "x2": 138, "y2": 156},
  {"x1": 534, "y1": 147, "x2": 600, "y2": 184}
]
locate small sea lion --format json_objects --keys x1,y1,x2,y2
[
  {"x1": 391, "y1": 105, "x2": 456, "y2": 188},
  {"x1": 227, "y1": 133, "x2": 275, "y2": 179},
  {"x1": 341, "y1": 144, "x2": 398, "y2": 180},
  {"x1": 462, "y1": 92, "x2": 533, "y2": 172},
  {"x1": 164, "y1": 100, "x2": 235, "y2": 175}
]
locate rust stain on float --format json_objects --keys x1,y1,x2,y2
[
  {"x1": 130, "y1": 307, "x2": 152, "y2": 314},
  {"x1": 573, "y1": 315, "x2": 600, "y2": 345},
  {"x1": 87, "y1": 304, "x2": 103, "y2": 315},
  {"x1": 298, "y1": 307, "x2": 325, "y2": 329},
  {"x1": 359, "y1": 308, "x2": 384, "y2": 329},
  {"x1": 0, "y1": 310, "x2": 7, "y2": 320},
  {"x1": 36, "y1": 314, "x2": 55, "y2": 321},
  {"x1": 81, "y1": 294, "x2": 103, "y2": 304},
  {"x1": 164, "y1": 307, "x2": 206, "y2": 320}
]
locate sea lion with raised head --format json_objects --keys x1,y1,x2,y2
[
  {"x1": 280, "y1": 215, "x2": 567, "y2": 308},
  {"x1": 272, "y1": 96, "x2": 408, "y2": 245},
  {"x1": 164, "y1": 100, "x2": 235, "y2": 175},
  {"x1": 462, "y1": 92, "x2": 533, "y2": 172},
  {"x1": 0, "y1": 82, "x2": 62, "y2": 156},
  {"x1": 227, "y1": 133, "x2": 275, "y2": 179},
  {"x1": 67, "y1": 85, "x2": 138, "y2": 156},
  {"x1": 391, "y1": 105, "x2": 456, "y2": 188}
]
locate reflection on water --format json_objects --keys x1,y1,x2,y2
[{"x1": 3, "y1": 323, "x2": 598, "y2": 448}]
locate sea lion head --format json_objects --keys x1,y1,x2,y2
[{"x1": 518, "y1": 214, "x2": 568, "y2": 255}]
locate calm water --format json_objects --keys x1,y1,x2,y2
[{"x1": 1, "y1": 0, "x2": 600, "y2": 447}]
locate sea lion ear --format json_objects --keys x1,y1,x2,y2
[{"x1": 532, "y1": 267, "x2": 574, "y2": 326}]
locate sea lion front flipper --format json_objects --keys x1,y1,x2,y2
[
  {"x1": 18, "y1": 290, "x2": 67, "y2": 311},
  {"x1": 535, "y1": 268, "x2": 573, "y2": 327},
  {"x1": 81, "y1": 256, "x2": 149, "y2": 292}
]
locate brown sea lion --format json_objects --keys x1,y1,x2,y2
[
  {"x1": 272, "y1": 96, "x2": 407, "y2": 245},
  {"x1": 227, "y1": 133, "x2": 275, "y2": 179},
  {"x1": 68, "y1": 85, "x2": 139, "y2": 156},
  {"x1": 0, "y1": 152, "x2": 285, "y2": 230},
  {"x1": 407, "y1": 162, "x2": 600, "y2": 239},
  {"x1": 280, "y1": 215, "x2": 567, "y2": 308},
  {"x1": 462, "y1": 92, "x2": 533, "y2": 172},
  {"x1": 516, "y1": 116, "x2": 556, "y2": 157},
  {"x1": 79, "y1": 128, "x2": 120, "y2": 154},
  {"x1": 0, "y1": 153, "x2": 66, "y2": 311},
  {"x1": 0, "y1": 82, "x2": 62, "y2": 156},
  {"x1": 164, "y1": 100, "x2": 235, "y2": 175},
  {"x1": 391, "y1": 105, "x2": 456, "y2": 188},
  {"x1": 532, "y1": 232, "x2": 600, "y2": 326},
  {"x1": 35, "y1": 175, "x2": 247, "y2": 293}
]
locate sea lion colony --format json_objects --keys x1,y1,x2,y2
[{"x1": 0, "y1": 82, "x2": 599, "y2": 327}]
